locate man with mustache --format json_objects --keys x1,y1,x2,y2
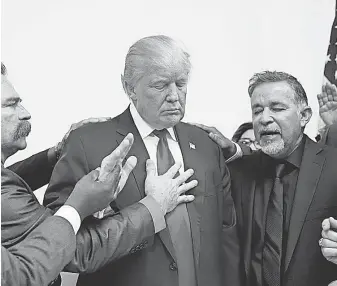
[
  {"x1": 1, "y1": 62, "x2": 196, "y2": 286},
  {"x1": 196, "y1": 71, "x2": 337, "y2": 286},
  {"x1": 43, "y1": 35, "x2": 241, "y2": 286}
]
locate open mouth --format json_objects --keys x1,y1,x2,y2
[{"x1": 260, "y1": 130, "x2": 281, "y2": 137}]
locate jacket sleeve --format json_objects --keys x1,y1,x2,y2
[
  {"x1": 65, "y1": 202, "x2": 155, "y2": 273},
  {"x1": 1, "y1": 216, "x2": 76, "y2": 286},
  {"x1": 7, "y1": 149, "x2": 54, "y2": 191}
]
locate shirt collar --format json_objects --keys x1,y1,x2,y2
[{"x1": 129, "y1": 102, "x2": 177, "y2": 141}]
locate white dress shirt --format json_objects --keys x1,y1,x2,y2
[{"x1": 129, "y1": 103, "x2": 185, "y2": 174}]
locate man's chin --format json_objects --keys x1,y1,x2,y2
[
  {"x1": 260, "y1": 140, "x2": 285, "y2": 158},
  {"x1": 160, "y1": 114, "x2": 183, "y2": 128}
]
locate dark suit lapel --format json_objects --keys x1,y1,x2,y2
[
  {"x1": 115, "y1": 108, "x2": 149, "y2": 205},
  {"x1": 284, "y1": 138, "x2": 325, "y2": 271},
  {"x1": 174, "y1": 123, "x2": 205, "y2": 271}
]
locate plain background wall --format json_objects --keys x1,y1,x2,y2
[{"x1": 2, "y1": 0, "x2": 335, "y2": 285}]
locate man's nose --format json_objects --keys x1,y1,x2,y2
[
  {"x1": 166, "y1": 83, "x2": 179, "y2": 102},
  {"x1": 259, "y1": 109, "x2": 273, "y2": 125},
  {"x1": 18, "y1": 103, "x2": 31, "y2": 120}
]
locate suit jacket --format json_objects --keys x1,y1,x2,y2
[
  {"x1": 1, "y1": 216, "x2": 76, "y2": 286},
  {"x1": 229, "y1": 136, "x2": 337, "y2": 286},
  {"x1": 43, "y1": 107, "x2": 241, "y2": 286},
  {"x1": 8, "y1": 149, "x2": 54, "y2": 191},
  {"x1": 320, "y1": 122, "x2": 337, "y2": 148},
  {"x1": 2, "y1": 161, "x2": 156, "y2": 278}
]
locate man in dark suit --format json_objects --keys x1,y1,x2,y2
[
  {"x1": 196, "y1": 71, "x2": 337, "y2": 286},
  {"x1": 1, "y1": 62, "x2": 195, "y2": 285},
  {"x1": 44, "y1": 35, "x2": 241, "y2": 286}
]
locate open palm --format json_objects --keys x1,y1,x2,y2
[{"x1": 318, "y1": 82, "x2": 337, "y2": 126}]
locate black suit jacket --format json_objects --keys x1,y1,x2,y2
[
  {"x1": 44, "y1": 107, "x2": 241, "y2": 286},
  {"x1": 229, "y1": 136, "x2": 337, "y2": 286},
  {"x1": 321, "y1": 122, "x2": 337, "y2": 148}
]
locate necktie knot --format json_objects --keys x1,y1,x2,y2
[
  {"x1": 275, "y1": 163, "x2": 286, "y2": 179},
  {"x1": 153, "y1": 129, "x2": 169, "y2": 139}
]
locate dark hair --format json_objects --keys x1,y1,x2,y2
[
  {"x1": 1, "y1": 62, "x2": 7, "y2": 76},
  {"x1": 248, "y1": 71, "x2": 308, "y2": 105},
  {"x1": 232, "y1": 122, "x2": 253, "y2": 142}
]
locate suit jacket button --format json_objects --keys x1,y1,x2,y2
[{"x1": 169, "y1": 262, "x2": 177, "y2": 271}]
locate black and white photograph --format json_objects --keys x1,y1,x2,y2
[{"x1": 1, "y1": 0, "x2": 337, "y2": 285}]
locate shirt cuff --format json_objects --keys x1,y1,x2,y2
[
  {"x1": 55, "y1": 205, "x2": 81, "y2": 234},
  {"x1": 225, "y1": 142, "x2": 243, "y2": 163},
  {"x1": 139, "y1": 196, "x2": 166, "y2": 233}
]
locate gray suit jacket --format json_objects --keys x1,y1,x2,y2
[{"x1": 1, "y1": 216, "x2": 76, "y2": 286}]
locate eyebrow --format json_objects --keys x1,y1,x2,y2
[{"x1": 3, "y1": 97, "x2": 21, "y2": 105}]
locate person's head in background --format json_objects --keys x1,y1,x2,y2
[
  {"x1": 232, "y1": 122, "x2": 260, "y2": 151},
  {"x1": 1, "y1": 62, "x2": 32, "y2": 164}
]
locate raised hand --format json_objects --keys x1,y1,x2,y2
[
  {"x1": 145, "y1": 160, "x2": 197, "y2": 215},
  {"x1": 318, "y1": 82, "x2": 337, "y2": 126}
]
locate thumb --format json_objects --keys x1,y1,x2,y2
[
  {"x1": 329, "y1": 217, "x2": 337, "y2": 230},
  {"x1": 322, "y1": 218, "x2": 331, "y2": 231},
  {"x1": 146, "y1": 159, "x2": 156, "y2": 177}
]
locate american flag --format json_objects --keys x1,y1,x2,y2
[{"x1": 324, "y1": 4, "x2": 337, "y2": 85}]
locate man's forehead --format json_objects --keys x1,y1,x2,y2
[
  {"x1": 147, "y1": 68, "x2": 188, "y2": 81},
  {"x1": 251, "y1": 82, "x2": 296, "y2": 103}
]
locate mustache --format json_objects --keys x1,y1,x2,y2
[
  {"x1": 13, "y1": 121, "x2": 31, "y2": 140},
  {"x1": 258, "y1": 128, "x2": 281, "y2": 136}
]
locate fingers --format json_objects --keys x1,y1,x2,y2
[
  {"x1": 329, "y1": 217, "x2": 337, "y2": 229},
  {"x1": 190, "y1": 122, "x2": 216, "y2": 133},
  {"x1": 177, "y1": 195, "x2": 195, "y2": 204},
  {"x1": 322, "y1": 218, "x2": 331, "y2": 231},
  {"x1": 146, "y1": 159, "x2": 156, "y2": 177},
  {"x1": 115, "y1": 156, "x2": 137, "y2": 196},
  {"x1": 174, "y1": 168, "x2": 194, "y2": 185},
  {"x1": 165, "y1": 162, "x2": 182, "y2": 178},
  {"x1": 101, "y1": 133, "x2": 134, "y2": 171},
  {"x1": 321, "y1": 247, "x2": 337, "y2": 258},
  {"x1": 178, "y1": 180, "x2": 198, "y2": 195},
  {"x1": 322, "y1": 217, "x2": 337, "y2": 231},
  {"x1": 322, "y1": 230, "x2": 337, "y2": 242},
  {"x1": 320, "y1": 238, "x2": 337, "y2": 248},
  {"x1": 123, "y1": 156, "x2": 137, "y2": 176},
  {"x1": 209, "y1": 133, "x2": 227, "y2": 148}
]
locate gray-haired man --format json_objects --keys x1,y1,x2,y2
[{"x1": 44, "y1": 35, "x2": 241, "y2": 286}]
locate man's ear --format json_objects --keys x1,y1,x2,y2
[
  {"x1": 300, "y1": 105, "x2": 312, "y2": 128},
  {"x1": 121, "y1": 75, "x2": 136, "y2": 100}
]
